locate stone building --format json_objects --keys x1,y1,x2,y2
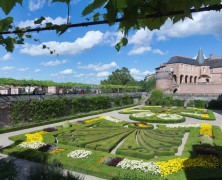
[{"x1": 156, "y1": 49, "x2": 222, "y2": 94}]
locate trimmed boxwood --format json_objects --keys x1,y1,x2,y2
[
  {"x1": 128, "y1": 123, "x2": 154, "y2": 129},
  {"x1": 129, "y1": 114, "x2": 186, "y2": 123},
  {"x1": 179, "y1": 110, "x2": 216, "y2": 121}
]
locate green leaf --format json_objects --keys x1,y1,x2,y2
[
  {"x1": 51, "y1": 0, "x2": 70, "y2": 4},
  {"x1": 82, "y1": 0, "x2": 108, "y2": 16},
  {"x1": 93, "y1": 12, "x2": 100, "y2": 22},
  {"x1": 0, "y1": 17, "x2": 14, "y2": 32},
  {"x1": 55, "y1": 24, "x2": 68, "y2": 36},
  {"x1": 25, "y1": 34, "x2": 32, "y2": 39},
  {"x1": 34, "y1": 38, "x2": 39, "y2": 42},
  {"x1": 45, "y1": 22, "x2": 53, "y2": 28},
  {"x1": 0, "y1": 0, "x2": 22, "y2": 15},
  {"x1": 34, "y1": 16, "x2": 46, "y2": 24},
  {"x1": 115, "y1": 37, "x2": 128, "y2": 51},
  {"x1": 42, "y1": 45, "x2": 47, "y2": 49},
  {"x1": 4, "y1": 37, "x2": 15, "y2": 52}
]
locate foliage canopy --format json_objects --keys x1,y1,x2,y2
[{"x1": 0, "y1": 0, "x2": 222, "y2": 52}]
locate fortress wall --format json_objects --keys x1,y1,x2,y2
[{"x1": 177, "y1": 84, "x2": 222, "y2": 94}]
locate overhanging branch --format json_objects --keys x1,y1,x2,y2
[{"x1": 0, "y1": 5, "x2": 222, "y2": 35}]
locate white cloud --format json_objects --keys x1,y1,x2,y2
[
  {"x1": 34, "y1": 69, "x2": 41, "y2": 73},
  {"x1": 128, "y1": 46, "x2": 151, "y2": 55},
  {"x1": 130, "y1": 68, "x2": 154, "y2": 80},
  {"x1": 156, "y1": 11, "x2": 222, "y2": 40},
  {"x1": 20, "y1": 31, "x2": 103, "y2": 56},
  {"x1": 96, "y1": 71, "x2": 109, "y2": 77},
  {"x1": 128, "y1": 28, "x2": 154, "y2": 45},
  {"x1": 73, "y1": 74, "x2": 84, "y2": 78},
  {"x1": 29, "y1": 0, "x2": 46, "y2": 11},
  {"x1": 18, "y1": 16, "x2": 67, "y2": 28},
  {"x1": 0, "y1": 53, "x2": 12, "y2": 61},
  {"x1": 17, "y1": 68, "x2": 29, "y2": 72},
  {"x1": 78, "y1": 61, "x2": 118, "y2": 71},
  {"x1": 153, "y1": 49, "x2": 165, "y2": 55},
  {"x1": 59, "y1": 69, "x2": 74, "y2": 75},
  {"x1": 41, "y1": 60, "x2": 67, "y2": 66},
  {"x1": 1, "y1": 66, "x2": 14, "y2": 70},
  {"x1": 104, "y1": 31, "x2": 124, "y2": 46}
]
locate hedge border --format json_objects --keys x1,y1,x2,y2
[
  {"x1": 179, "y1": 110, "x2": 216, "y2": 121},
  {"x1": 129, "y1": 115, "x2": 186, "y2": 124},
  {"x1": 128, "y1": 123, "x2": 154, "y2": 129},
  {"x1": 0, "y1": 104, "x2": 137, "y2": 134}
]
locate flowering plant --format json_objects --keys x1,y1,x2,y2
[
  {"x1": 117, "y1": 158, "x2": 161, "y2": 175},
  {"x1": 104, "y1": 116, "x2": 123, "y2": 123},
  {"x1": 50, "y1": 148, "x2": 65, "y2": 154},
  {"x1": 18, "y1": 141, "x2": 46, "y2": 149},
  {"x1": 132, "y1": 122, "x2": 150, "y2": 127},
  {"x1": 67, "y1": 150, "x2": 92, "y2": 159},
  {"x1": 84, "y1": 116, "x2": 104, "y2": 123},
  {"x1": 157, "y1": 113, "x2": 183, "y2": 120},
  {"x1": 200, "y1": 124, "x2": 213, "y2": 136},
  {"x1": 166, "y1": 124, "x2": 200, "y2": 128},
  {"x1": 131, "y1": 112, "x2": 155, "y2": 118}
]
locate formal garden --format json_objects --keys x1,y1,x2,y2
[{"x1": 1, "y1": 104, "x2": 222, "y2": 180}]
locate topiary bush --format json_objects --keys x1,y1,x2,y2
[{"x1": 63, "y1": 121, "x2": 72, "y2": 128}]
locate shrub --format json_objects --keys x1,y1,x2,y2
[
  {"x1": 0, "y1": 159, "x2": 19, "y2": 180},
  {"x1": 26, "y1": 164, "x2": 83, "y2": 180},
  {"x1": 208, "y1": 99, "x2": 222, "y2": 109},
  {"x1": 194, "y1": 100, "x2": 208, "y2": 108},
  {"x1": 63, "y1": 121, "x2": 72, "y2": 128},
  {"x1": 107, "y1": 157, "x2": 124, "y2": 166}
]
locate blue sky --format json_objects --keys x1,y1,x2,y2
[{"x1": 1, "y1": 0, "x2": 222, "y2": 84}]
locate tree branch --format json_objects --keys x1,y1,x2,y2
[{"x1": 0, "y1": 5, "x2": 221, "y2": 35}]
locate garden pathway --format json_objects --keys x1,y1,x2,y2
[
  {"x1": 1, "y1": 106, "x2": 222, "y2": 179},
  {"x1": 175, "y1": 132, "x2": 189, "y2": 156}
]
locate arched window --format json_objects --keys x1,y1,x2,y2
[
  {"x1": 190, "y1": 76, "x2": 193, "y2": 83},
  {"x1": 180, "y1": 75, "x2": 184, "y2": 83},
  {"x1": 185, "y1": 75, "x2": 188, "y2": 83},
  {"x1": 173, "y1": 74, "x2": 177, "y2": 83}
]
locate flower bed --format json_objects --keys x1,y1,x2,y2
[
  {"x1": 128, "y1": 122, "x2": 154, "y2": 129},
  {"x1": 18, "y1": 141, "x2": 46, "y2": 149},
  {"x1": 157, "y1": 113, "x2": 183, "y2": 120},
  {"x1": 84, "y1": 116, "x2": 104, "y2": 123},
  {"x1": 130, "y1": 112, "x2": 185, "y2": 123},
  {"x1": 120, "y1": 109, "x2": 151, "y2": 114},
  {"x1": 157, "y1": 155, "x2": 219, "y2": 176},
  {"x1": 131, "y1": 112, "x2": 155, "y2": 118},
  {"x1": 180, "y1": 110, "x2": 215, "y2": 120},
  {"x1": 200, "y1": 124, "x2": 213, "y2": 137},
  {"x1": 103, "y1": 116, "x2": 123, "y2": 123},
  {"x1": 166, "y1": 124, "x2": 200, "y2": 128},
  {"x1": 67, "y1": 150, "x2": 92, "y2": 159},
  {"x1": 116, "y1": 158, "x2": 161, "y2": 175}
]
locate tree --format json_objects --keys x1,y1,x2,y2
[
  {"x1": 101, "y1": 67, "x2": 137, "y2": 86},
  {"x1": 0, "y1": 0, "x2": 222, "y2": 52},
  {"x1": 139, "y1": 76, "x2": 156, "y2": 92}
]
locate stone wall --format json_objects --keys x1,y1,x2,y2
[{"x1": 177, "y1": 84, "x2": 222, "y2": 94}]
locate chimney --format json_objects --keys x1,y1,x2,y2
[{"x1": 210, "y1": 54, "x2": 214, "y2": 60}]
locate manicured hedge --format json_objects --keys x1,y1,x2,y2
[
  {"x1": 128, "y1": 123, "x2": 154, "y2": 129},
  {"x1": 129, "y1": 115, "x2": 186, "y2": 123},
  {"x1": 11, "y1": 95, "x2": 134, "y2": 123},
  {"x1": 179, "y1": 110, "x2": 216, "y2": 121},
  {"x1": 0, "y1": 104, "x2": 136, "y2": 134}
]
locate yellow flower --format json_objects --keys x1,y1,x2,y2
[
  {"x1": 157, "y1": 155, "x2": 219, "y2": 176},
  {"x1": 50, "y1": 148, "x2": 64, "y2": 154},
  {"x1": 200, "y1": 124, "x2": 213, "y2": 136},
  {"x1": 84, "y1": 116, "x2": 104, "y2": 123},
  {"x1": 122, "y1": 110, "x2": 131, "y2": 113},
  {"x1": 25, "y1": 132, "x2": 44, "y2": 142},
  {"x1": 201, "y1": 114, "x2": 209, "y2": 118}
]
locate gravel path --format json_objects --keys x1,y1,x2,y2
[
  {"x1": 175, "y1": 132, "x2": 189, "y2": 156},
  {"x1": 1, "y1": 106, "x2": 222, "y2": 179}
]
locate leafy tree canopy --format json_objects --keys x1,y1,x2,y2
[
  {"x1": 139, "y1": 76, "x2": 156, "y2": 92},
  {"x1": 101, "y1": 67, "x2": 137, "y2": 86},
  {"x1": 0, "y1": 0, "x2": 222, "y2": 52}
]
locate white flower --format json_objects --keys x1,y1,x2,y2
[
  {"x1": 18, "y1": 141, "x2": 46, "y2": 149},
  {"x1": 157, "y1": 113, "x2": 183, "y2": 120},
  {"x1": 166, "y1": 124, "x2": 201, "y2": 128},
  {"x1": 117, "y1": 159, "x2": 161, "y2": 175},
  {"x1": 68, "y1": 150, "x2": 92, "y2": 159},
  {"x1": 181, "y1": 112, "x2": 201, "y2": 116},
  {"x1": 104, "y1": 116, "x2": 123, "y2": 123},
  {"x1": 131, "y1": 112, "x2": 155, "y2": 118}
]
